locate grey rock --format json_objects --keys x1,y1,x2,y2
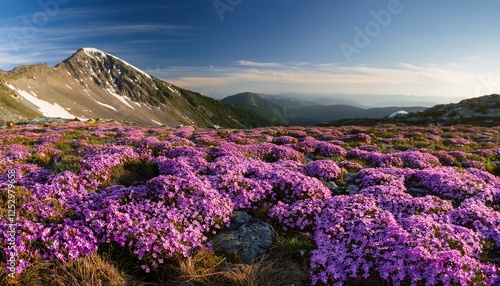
[
  {"x1": 304, "y1": 153, "x2": 315, "y2": 163},
  {"x1": 476, "y1": 137, "x2": 493, "y2": 143},
  {"x1": 211, "y1": 212, "x2": 275, "y2": 264},
  {"x1": 344, "y1": 172, "x2": 360, "y2": 184},
  {"x1": 405, "y1": 116, "x2": 420, "y2": 123},
  {"x1": 326, "y1": 181, "x2": 338, "y2": 191},
  {"x1": 346, "y1": 184, "x2": 360, "y2": 195},
  {"x1": 407, "y1": 187, "x2": 433, "y2": 197},
  {"x1": 332, "y1": 187, "x2": 347, "y2": 195}
]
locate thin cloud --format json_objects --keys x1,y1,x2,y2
[
  {"x1": 0, "y1": 21, "x2": 193, "y2": 69},
  {"x1": 0, "y1": 3, "x2": 197, "y2": 69},
  {"x1": 3, "y1": 24, "x2": 191, "y2": 42},
  {"x1": 164, "y1": 62, "x2": 500, "y2": 98},
  {"x1": 170, "y1": 77, "x2": 231, "y2": 87},
  {"x1": 236, "y1": 60, "x2": 282, "y2": 67}
]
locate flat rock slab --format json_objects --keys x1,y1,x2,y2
[{"x1": 211, "y1": 212, "x2": 276, "y2": 264}]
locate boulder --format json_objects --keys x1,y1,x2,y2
[
  {"x1": 346, "y1": 184, "x2": 360, "y2": 195},
  {"x1": 476, "y1": 137, "x2": 493, "y2": 143},
  {"x1": 407, "y1": 187, "x2": 433, "y2": 197},
  {"x1": 304, "y1": 153, "x2": 315, "y2": 163},
  {"x1": 326, "y1": 181, "x2": 338, "y2": 191},
  {"x1": 344, "y1": 172, "x2": 360, "y2": 184},
  {"x1": 211, "y1": 212, "x2": 275, "y2": 264},
  {"x1": 406, "y1": 181, "x2": 433, "y2": 197}
]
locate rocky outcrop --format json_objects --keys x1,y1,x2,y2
[
  {"x1": 400, "y1": 94, "x2": 500, "y2": 126},
  {"x1": 211, "y1": 212, "x2": 276, "y2": 264}
]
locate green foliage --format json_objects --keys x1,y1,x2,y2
[
  {"x1": 104, "y1": 160, "x2": 160, "y2": 187},
  {"x1": 51, "y1": 154, "x2": 82, "y2": 174},
  {"x1": 269, "y1": 233, "x2": 314, "y2": 265},
  {"x1": 53, "y1": 142, "x2": 74, "y2": 152},
  {"x1": 176, "y1": 88, "x2": 273, "y2": 128},
  {"x1": 480, "y1": 239, "x2": 500, "y2": 266},
  {"x1": 60, "y1": 131, "x2": 85, "y2": 141},
  {"x1": 374, "y1": 131, "x2": 396, "y2": 138},
  {"x1": 0, "y1": 84, "x2": 42, "y2": 119},
  {"x1": 484, "y1": 161, "x2": 500, "y2": 176},
  {"x1": 221, "y1": 93, "x2": 288, "y2": 125},
  {"x1": 413, "y1": 141, "x2": 431, "y2": 148},
  {"x1": 0, "y1": 186, "x2": 32, "y2": 217}
]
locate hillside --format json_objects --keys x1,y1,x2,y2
[
  {"x1": 221, "y1": 92, "x2": 288, "y2": 125},
  {"x1": 411, "y1": 94, "x2": 500, "y2": 125},
  {"x1": 222, "y1": 92, "x2": 428, "y2": 125},
  {"x1": 0, "y1": 48, "x2": 270, "y2": 128},
  {"x1": 292, "y1": 105, "x2": 426, "y2": 124},
  {"x1": 323, "y1": 94, "x2": 500, "y2": 126}
]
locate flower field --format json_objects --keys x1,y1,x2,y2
[{"x1": 1, "y1": 121, "x2": 500, "y2": 285}]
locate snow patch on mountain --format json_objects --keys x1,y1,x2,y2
[
  {"x1": 388, "y1": 110, "x2": 409, "y2": 118},
  {"x1": 82, "y1": 47, "x2": 152, "y2": 79},
  {"x1": 168, "y1": 84, "x2": 180, "y2": 96},
  {"x1": 5, "y1": 83, "x2": 77, "y2": 119},
  {"x1": 105, "y1": 87, "x2": 135, "y2": 110},
  {"x1": 95, "y1": 100, "x2": 117, "y2": 111}
]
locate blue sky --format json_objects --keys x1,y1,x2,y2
[{"x1": 1, "y1": 0, "x2": 499, "y2": 100}]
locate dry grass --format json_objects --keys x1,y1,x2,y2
[
  {"x1": 2, "y1": 234, "x2": 312, "y2": 286},
  {"x1": 220, "y1": 259, "x2": 309, "y2": 286},
  {"x1": 0, "y1": 258, "x2": 49, "y2": 286},
  {"x1": 154, "y1": 249, "x2": 233, "y2": 285},
  {"x1": 1, "y1": 253, "x2": 151, "y2": 286},
  {"x1": 151, "y1": 248, "x2": 309, "y2": 286},
  {"x1": 46, "y1": 253, "x2": 136, "y2": 286}
]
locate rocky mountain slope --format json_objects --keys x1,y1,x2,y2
[
  {"x1": 414, "y1": 94, "x2": 500, "y2": 125},
  {"x1": 0, "y1": 48, "x2": 269, "y2": 127}
]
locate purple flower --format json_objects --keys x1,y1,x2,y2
[
  {"x1": 315, "y1": 141, "x2": 347, "y2": 157},
  {"x1": 302, "y1": 160, "x2": 342, "y2": 181},
  {"x1": 398, "y1": 149, "x2": 441, "y2": 169}
]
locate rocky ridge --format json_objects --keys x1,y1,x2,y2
[{"x1": 0, "y1": 48, "x2": 269, "y2": 128}]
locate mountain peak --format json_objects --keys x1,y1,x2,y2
[
  {"x1": 79, "y1": 47, "x2": 109, "y2": 58},
  {"x1": 68, "y1": 47, "x2": 151, "y2": 80},
  {"x1": 71, "y1": 47, "x2": 108, "y2": 60},
  {"x1": 0, "y1": 49, "x2": 272, "y2": 127},
  {"x1": 80, "y1": 47, "x2": 105, "y2": 53}
]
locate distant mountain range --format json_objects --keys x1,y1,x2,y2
[
  {"x1": 222, "y1": 92, "x2": 427, "y2": 125},
  {"x1": 0, "y1": 48, "x2": 498, "y2": 127},
  {"x1": 211, "y1": 92, "x2": 455, "y2": 108}
]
